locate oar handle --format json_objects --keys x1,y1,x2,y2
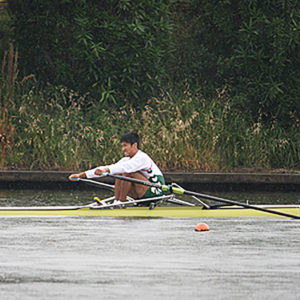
[{"x1": 104, "y1": 173, "x2": 165, "y2": 189}]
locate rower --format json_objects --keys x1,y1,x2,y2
[{"x1": 69, "y1": 131, "x2": 165, "y2": 207}]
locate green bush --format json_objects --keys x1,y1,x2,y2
[
  {"x1": 8, "y1": 0, "x2": 173, "y2": 105},
  {"x1": 170, "y1": 0, "x2": 300, "y2": 127},
  {"x1": 0, "y1": 6, "x2": 12, "y2": 59},
  {"x1": 2, "y1": 1, "x2": 299, "y2": 171}
]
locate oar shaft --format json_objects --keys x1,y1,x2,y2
[
  {"x1": 104, "y1": 173, "x2": 167, "y2": 189},
  {"x1": 183, "y1": 190, "x2": 300, "y2": 220},
  {"x1": 78, "y1": 178, "x2": 115, "y2": 190}
]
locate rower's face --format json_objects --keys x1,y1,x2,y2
[{"x1": 121, "y1": 142, "x2": 137, "y2": 157}]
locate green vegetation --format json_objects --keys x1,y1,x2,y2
[
  {"x1": 1, "y1": 51, "x2": 299, "y2": 171},
  {"x1": 0, "y1": 1, "x2": 299, "y2": 171},
  {"x1": 8, "y1": 0, "x2": 173, "y2": 105},
  {"x1": 0, "y1": 3, "x2": 11, "y2": 59},
  {"x1": 170, "y1": 1, "x2": 300, "y2": 127}
]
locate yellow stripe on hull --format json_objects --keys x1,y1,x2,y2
[{"x1": 0, "y1": 206, "x2": 299, "y2": 218}]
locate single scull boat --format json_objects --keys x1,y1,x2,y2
[{"x1": 1, "y1": 175, "x2": 299, "y2": 219}]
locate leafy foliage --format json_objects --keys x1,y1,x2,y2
[
  {"x1": 8, "y1": 0, "x2": 173, "y2": 105},
  {"x1": 170, "y1": 0, "x2": 300, "y2": 126},
  {"x1": 0, "y1": 5, "x2": 12, "y2": 59},
  {"x1": 1, "y1": 1, "x2": 299, "y2": 171}
]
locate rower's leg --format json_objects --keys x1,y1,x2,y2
[
  {"x1": 128, "y1": 172, "x2": 150, "y2": 199},
  {"x1": 114, "y1": 172, "x2": 149, "y2": 202},
  {"x1": 114, "y1": 176, "x2": 132, "y2": 201}
]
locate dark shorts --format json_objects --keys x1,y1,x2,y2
[{"x1": 139, "y1": 175, "x2": 165, "y2": 206}]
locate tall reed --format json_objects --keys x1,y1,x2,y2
[
  {"x1": 0, "y1": 44, "x2": 17, "y2": 166},
  {"x1": 1, "y1": 80, "x2": 299, "y2": 171}
]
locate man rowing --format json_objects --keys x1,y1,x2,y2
[{"x1": 68, "y1": 131, "x2": 165, "y2": 206}]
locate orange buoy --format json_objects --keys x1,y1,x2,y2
[{"x1": 194, "y1": 223, "x2": 210, "y2": 232}]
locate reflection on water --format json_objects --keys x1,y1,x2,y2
[
  {"x1": 0, "y1": 189, "x2": 299, "y2": 207},
  {"x1": 0, "y1": 217, "x2": 300, "y2": 299},
  {"x1": 0, "y1": 189, "x2": 111, "y2": 207}
]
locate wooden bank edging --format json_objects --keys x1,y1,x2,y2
[{"x1": 0, "y1": 170, "x2": 299, "y2": 187}]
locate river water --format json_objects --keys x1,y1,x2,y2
[{"x1": 0, "y1": 189, "x2": 300, "y2": 299}]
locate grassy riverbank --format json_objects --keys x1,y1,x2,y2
[
  {"x1": 1, "y1": 77, "x2": 299, "y2": 172},
  {"x1": 1, "y1": 6, "x2": 299, "y2": 173}
]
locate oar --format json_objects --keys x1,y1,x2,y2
[{"x1": 101, "y1": 173, "x2": 300, "y2": 220}]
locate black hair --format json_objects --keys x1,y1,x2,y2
[{"x1": 120, "y1": 132, "x2": 140, "y2": 148}]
